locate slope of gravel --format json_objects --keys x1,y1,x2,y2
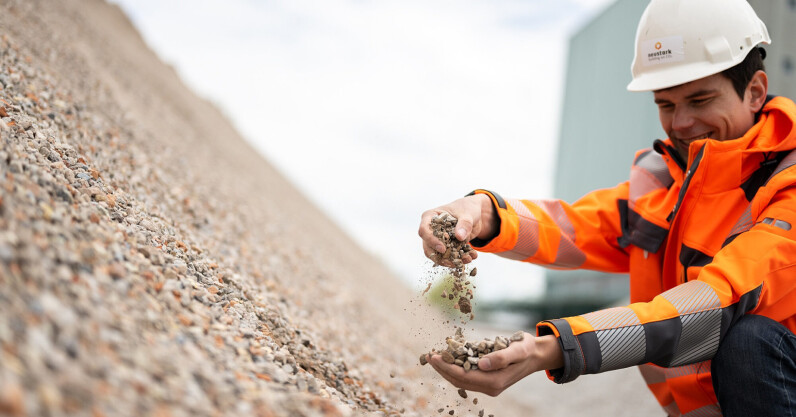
[{"x1": 0, "y1": 0, "x2": 544, "y2": 416}]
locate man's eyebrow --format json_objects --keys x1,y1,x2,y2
[
  {"x1": 654, "y1": 89, "x2": 719, "y2": 104},
  {"x1": 685, "y1": 89, "x2": 718, "y2": 99}
]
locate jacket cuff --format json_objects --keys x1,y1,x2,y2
[
  {"x1": 537, "y1": 319, "x2": 584, "y2": 384},
  {"x1": 464, "y1": 189, "x2": 505, "y2": 248}
]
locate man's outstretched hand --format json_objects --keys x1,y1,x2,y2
[{"x1": 427, "y1": 333, "x2": 564, "y2": 397}]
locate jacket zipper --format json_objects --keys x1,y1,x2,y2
[{"x1": 654, "y1": 140, "x2": 704, "y2": 284}]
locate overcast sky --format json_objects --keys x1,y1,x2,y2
[{"x1": 110, "y1": 0, "x2": 616, "y2": 301}]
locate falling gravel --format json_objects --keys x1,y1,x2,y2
[{"x1": 430, "y1": 212, "x2": 477, "y2": 320}]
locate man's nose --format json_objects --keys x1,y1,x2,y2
[{"x1": 671, "y1": 106, "x2": 695, "y2": 133}]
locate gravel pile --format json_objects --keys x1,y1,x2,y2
[
  {"x1": 0, "y1": 1, "x2": 535, "y2": 416},
  {"x1": 0, "y1": 30, "x2": 381, "y2": 417}
]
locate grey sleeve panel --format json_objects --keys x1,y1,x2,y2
[{"x1": 539, "y1": 319, "x2": 585, "y2": 384}]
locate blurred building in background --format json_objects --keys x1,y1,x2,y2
[{"x1": 486, "y1": 0, "x2": 796, "y2": 326}]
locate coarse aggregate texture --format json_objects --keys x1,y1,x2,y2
[{"x1": 0, "y1": 1, "x2": 536, "y2": 416}]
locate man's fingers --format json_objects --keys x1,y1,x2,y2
[
  {"x1": 428, "y1": 356, "x2": 487, "y2": 385},
  {"x1": 427, "y1": 355, "x2": 506, "y2": 396},
  {"x1": 419, "y1": 210, "x2": 447, "y2": 253},
  {"x1": 423, "y1": 242, "x2": 453, "y2": 267},
  {"x1": 461, "y1": 251, "x2": 478, "y2": 264},
  {"x1": 427, "y1": 356, "x2": 466, "y2": 387}
]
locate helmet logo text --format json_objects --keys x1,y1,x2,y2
[{"x1": 641, "y1": 36, "x2": 685, "y2": 67}]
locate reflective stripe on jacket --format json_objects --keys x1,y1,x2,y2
[{"x1": 471, "y1": 96, "x2": 796, "y2": 416}]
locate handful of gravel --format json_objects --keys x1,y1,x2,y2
[
  {"x1": 431, "y1": 212, "x2": 474, "y2": 268},
  {"x1": 420, "y1": 328, "x2": 525, "y2": 371}
]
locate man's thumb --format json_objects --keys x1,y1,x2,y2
[
  {"x1": 478, "y1": 357, "x2": 492, "y2": 370},
  {"x1": 455, "y1": 216, "x2": 474, "y2": 241},
  {"x1": 480, "y1": 349, "x2": 513, "y2": 371}
]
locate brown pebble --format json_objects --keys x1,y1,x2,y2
[
  {"x1": 440, "y1": 351, "x2": 455, "y2": 364},
  {"x1": 176, "y1": 314, "x2": 193, "y2": 326},
  {"x1": 458, "y1": 296, "x2": 471, "y2": 314},
  {"x1": 419, "y1": 354, "x2": 428, "y2": 366},
  {"x1": 448, "y1": 410, "x2": 454, "y2": 415},
  {"x1": 107, "y1": 263, "x2": 126, "y2": 279},
  {"x1": 438, "y1": 408, "x2": 444, "y2": 413},
  {"x1": 470, "y1": 267, "x2": 477, "y2": 276},
  {"x1": 473, "y1": 398, "x2": 478, "y2": 405},
  {"x1": 457, "y1": 388, "x2": 467, "y2": 399}
]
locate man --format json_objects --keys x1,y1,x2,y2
[{"x1": 417, "y1": 1, "x2": 796, "y2": 416}]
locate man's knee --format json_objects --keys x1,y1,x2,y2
[
  {"x1": 711, "y1": 314, "x2": 796, "y2": 416},
  {"x1": 712, "y1": 314, "x2": 788, "y2": 385},
  {"x1": 714, "y1": 315, "x2": 758, "y2": 380}
]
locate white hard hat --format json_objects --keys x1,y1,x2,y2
[{"x1": 627, "y1": 0, "x2": 771, "y2": 92}]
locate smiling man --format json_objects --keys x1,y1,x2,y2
[{"x1": 417, "y1": 0, "x2": 796, "y2": 416}]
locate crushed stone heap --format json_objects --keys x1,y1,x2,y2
[{"x1": 0, "y1": 1, "x2": 533, "y2": 416}]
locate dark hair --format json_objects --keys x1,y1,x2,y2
[{"x1": 720, "y1": 47, "x2": 766, "y2": 99}]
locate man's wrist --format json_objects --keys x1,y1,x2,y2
[
  {"x1": 464, "y1": 189, "x2": 503, "y2": 246},
  {"x1": 476, "y1": 193, "x2": 499, "y2": 241},
  {"x1": 534, "y1": 334, "x2": 565, "y2": 371}
]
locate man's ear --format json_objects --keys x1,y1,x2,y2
[{"x1": 747, "y1": 70, "x2": 768, "y2": 112}]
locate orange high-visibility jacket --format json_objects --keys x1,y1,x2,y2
[{"x1": 470, "y1": 96, "x2": 796, "y2": 417}]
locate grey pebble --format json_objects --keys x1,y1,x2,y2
[
  {"x1": 9, "y1": 160, "x2": 23, "y2": 173},
  {"x1": 55, "y1": 186, "x2": 73, "y2": 203}
]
